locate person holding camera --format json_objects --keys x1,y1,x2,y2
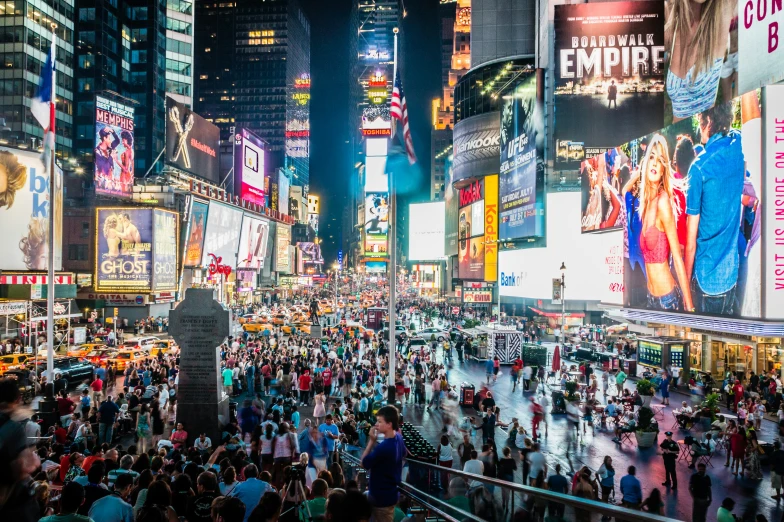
[{"x1": 361, "y1": 406, "x2": 406, "y2": 522}]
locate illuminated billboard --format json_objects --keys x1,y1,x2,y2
[
  {"x1": 184, "y1": 200, "x2": 208, "y2": 267},
  {"x1": 275, "y1": 224, "x2": 292, "y2": 274},
  {"x1": 152, "y1": 209, "x2": 178, "y2": 291},
  {"x1": 233, "y1": 128, "x2": 266, "y2": 206},
  {"x1": 458, "y1": 178, "x2": 486, "y2": 280},
  {"x1": 95, "y1": 208, "x2": 153, "y2": 291},
  {"x1": 364, "y1": 193, "x2": 389, "y2": 235},
  {"x1": 365, "y1": 235, "x2": 388, "y2": 257},
  {"x1": 409, "y1": 202, "x2": 446, "y2": 261},
  {"x1": 0, "y1": 147, "x2": 63, "y2": 271},
  {"x1": 94, "y1": 95, "x2": 135, "y2": 199},
  {"x1": 554, "y1": 1, "x2": 665, "y2": 168},
  {"x1": 237, "y1": 215, "x2": 269, "y2": 270},
  {"x1": 165, "y1": 96, "x2": 220, "y2": 182},
  {"x1": 365, "y1": 156, "x2": 389, "y2": 192},
  {"x1": 484, "y1": 174, "x2": 498, "y2": 282},
  {"x1": 201, "y1": 201, "x2": 243, "y2": 268},
  {"x1": 444, "y1": 154, "x2": 458, "y2": 257}
]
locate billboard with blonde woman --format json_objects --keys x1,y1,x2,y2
[
  {"x1": 0, "y1": 146, "x2": 62, "y2": 271},
  {"x1": 621, "y1": 91, "x2": 761, "y2": 318}
]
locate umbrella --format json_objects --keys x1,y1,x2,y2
[{"x1": 552, "y1": 345, "x2": 561, "y2": 372}]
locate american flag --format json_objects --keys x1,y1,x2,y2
[{"x1": 390, "y1": 71, "x2": 417, "y2": 165}]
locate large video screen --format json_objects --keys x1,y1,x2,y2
[
  {"x1": 554, "y1": 1, "x2": 665, "y2": 169},
  {"x1": 152, "y1": 209, "x2": 178, "y2": 291},
  {"x1": 409, "y1": 202, "x2": 446, "y2": 261},
  {"x1": 184, "y1": 200, "x2": 208, "y2": 268},
  {"x1": 237, "y1": 215, "x2": 270, "y2": 270},
  {"x1": 94, "y1": 96, "x2": 135, "y2": 199},
  {"x1": 201, "y1": 201, "x2": 243, "y2": 268},
  {"x1": 364, "y1": 192, "x2": 389, "y2": 235},
  {"x1": 444, "y1": 154, "x2": 458, "y2": 257},
  {"x1": 275, "y1": 224, "x2": 292, "y2": 274},
  {"x1": 499, "y1": 72, "x2": 544, "y2": 239},
  {"x1": 621, "y1": 92, "x2": 761, "y2": 318},
  {"x1": 165, "y1": 96, "x2": 220, "y2": 183},
  {"x1": 579, "y1": 147, "x2": 631, "y2": 233},
  {"x1": 0, "y1": 147, "x2": 63, "y2": 271},
  {"x1": 96, "y1": 208, "x2": 153, "y2": 291},
  {"x1": 234, "y1": 128, "x2": 266, "y2": 206}
]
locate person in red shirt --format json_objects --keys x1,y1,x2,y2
[
  {"x1": 53, "y1": 420, "x2": 68, "y2": 445},
  {"x1": 82, "y1": 448, "x2": 104, "y2": 473},
  {"x1": 323, "y1": 367, "x2": 333, "y2": 396},
  {"x1": 90, "y1": 376, "x2": 104, "y2": 405},
  {"x1": 299, "y1": 370, "x2": 312, "y2": 406},
  {"x1": 56, "y1": 390, "x2": 75, "y2": 427}
]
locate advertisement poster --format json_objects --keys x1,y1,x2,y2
[
  {"x1": 365, "y1": 234, "x2": 388, "y2": 257},
  {"x1": 278, "y1": 171, "x2": 291, "y2": 216},
  {"x1": 499, "y1": 72, "x2": 545, "y2": 239},
  {"x1": 499, "y1": 192, "x2": 624, "y2": 305},
  {"x1": 94, "y1": 96, "x2": 135, "y2": 199},
  {"x1": 620, "y1": 92, "x2": 761, "y2": 318},
  {"x1": 152, "y1": 209, "x2": 178, "y2": 291},
  {"x1": 579, "y1": 147, "x2": 631, "y2": 233},
  {"x1": 165, "y1": 96, "x2": 220, "y2": 183},
  {"x1": 459, "y1": 236, "x2": 485, "y2": 280},
  {"x1": 554, "y1": 1, "x2": 665, "y2": 167},
  {"x1": 201, "y1": 201, "x2": 243, "y2": 268},
  {"x1": 739, "y1": 0, "x2": 784, "y2": 94},
  {"x1": 298, "y1": 242, "x2": 324, "y2": 264},
  {"x1": 664, "y1": 0, "x2": 738, "y2": 122},
  {"x1": 275, "y1": 224, "x2": 292, "y2": 274},
  {"x1": 233, "y1": 128, "x2": 266, "y2": 206},
  {"x1": 452, "y1": 112, "x2": 501, "y2": 184},
  {"x1": 764, "y1": 85, "x2": 784, "y2": 319},
  {"x1": 444, "y1": 154, "x2": 459, "y2": 257},
  {"x1": 408, "y1": 201, "x2": 446, "y2": 261},
  {"x1": 484, "y1": 174, "x2": 498, "y2": 282},
  {"x1": 237, "y1": 215, "x2": 269, "y2": 270},
  {"x1": 0, "y1": 147, "x2": 62, "y2": 271},
  {"x1": 184, "y1": 200, "x2": 208, "y2": 267},
  {"x1": 464, "y1": 288, "x2": 492, "y2": 304},
  {"x1": 364, "y1": 192, "x2": 389, "y2": 235},
  {"x1": 96, "y1": 208, "x2": 153, "y2": 291},
  {"x1": 308, "y1": 214, "x2": 319, "y2": 236}
]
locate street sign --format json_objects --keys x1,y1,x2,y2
[{"x1": 114, "y1": 308, "x2": 119, "y2": 317}]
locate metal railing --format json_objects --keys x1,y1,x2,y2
[{"x1": 339, "y1": 450, "x2": 682, "y2": 522}]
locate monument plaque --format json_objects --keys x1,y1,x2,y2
[{"x1": 169, "y1": 288, "x2": 230, "y2": 446}]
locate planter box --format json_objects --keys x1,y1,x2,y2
[{"x1": 635, "y1": 431, "x2": 658, "y2": 449}]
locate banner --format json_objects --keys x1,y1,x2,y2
[
  {"x1": 499, "y1": 72, "x2": 544, "y2": 239},
  {"x1": 364, "y1": 192, "x2": 389, "y2": 235},
  {"x1": 184, "y1": 200, "x2": 208, "y2": 267},
  {"x1": 452, "y1": 112, "x2": 500, "y2": 184},
  {"x1": 554, "y1": 1, "x2": 665, "y2": 168},
  {"x1": 233, "y1": 128, "x2": 266, "y2": 206},
  {"x1": 740, "y1": 0, "x2": 784, "y2": 94},
  {"x1": 237, "y1": 215, "x2": 270, "y2": 270},
  {"x1": 444, "y1": 154, "x2": 459, "y2": 257},
  {"x1": 201, "y1": 201, "x2": 243, "y2": 268},
  {"x1": 621, "y1": 92, "x2": 761, "y2": 318},
  {"x1": 0, "y1": 147, "x2": 62, "y2": 271},
  {"x1": 96, "y1": 208, "x2": 153, "y2": 291},
  {"x1": 152, "y1": 209, "x2": 178, "y2": 291},
  {"x1": 552, "y1": 278, "x2": 562, "y2": 304},
  {"x1": 765, "y1": 85, "x2": 784, "y2": 319},
  {"x1": 165, "y1": 96, "x2": 220, "y2": 182},
  {"x1": 463, "y1": 288, "x2": 492, "y2": 304},
  {"x1": 459, "y1": 237, "x2": 485, "y2": 280},
  {"x1": 94, "y1": 96, "x2": 135, "y2": 199},
  {"x1": 408, "y1": 201, "x2": 446, "y2": 261},
  {"x1": 579, "y1": 147, "x2": 630, "y2": 233},
  {"x1": 484, "y1": 174, "x2": 498, "y2": 282},
  {"x1": 276, "y1": 224, "x2": 292, "y2": 274}
]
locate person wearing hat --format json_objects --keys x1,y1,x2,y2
[{"x1": 660, "y1": 431, "x2": 679, "y2": 489}]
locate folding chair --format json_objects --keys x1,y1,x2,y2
[
  {"x1": 619, "y1": 430, "x2": 635, "y2": 446},
  {"x1": 695, "y1": 450, "x2": 714, "y2": 468}
]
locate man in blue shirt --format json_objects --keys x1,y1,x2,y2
[
  {"x1": 619, "y1": 465, "x2": 642, "y2": 509},
  {"x1": 362, "y1": 406, "x2": 407, "y2": 522},
  {"x1": 98, "y1": 395, "x2": 120, "y2": 445},
  {"x1": 229, "y1": 464, "x2": 274, "y2": 522},
  {"x1": 686, "y1": 101, "x2": 745, "y2": 315},
  {"x1": 318, "y1": 415, "x2": 340, "y2": 467},
  {"x1": 88, "y1": 472, "x2": 134, "y2": 522}
]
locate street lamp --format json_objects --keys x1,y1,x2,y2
[
  {"x1": 332, "y1": 263, "x2": 339, "y2": 319},
  {"x1": 560, "y1": 262, "x2": 566, "y2": 343}
]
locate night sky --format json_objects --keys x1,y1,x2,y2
[{"x1": 301, "y1": 0, "x2": 441, "y2": 264}]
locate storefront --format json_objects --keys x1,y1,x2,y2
[
  {"x1": 528, "y1": 307, "x2": 584, "y2": 337},
  {"x1": 756, "y1": 338, "x2": 783, "y2": 376}
]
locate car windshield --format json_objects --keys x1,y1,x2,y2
[
  {"x1": 123, "y1": 341, "x2": 138, "y2": 348},
  {"x1": 117, "y1": 353, "x2": 132, "y2": 359},
  {"x1": 0, "y1": 356, "x2": 15, "y2": 363}
]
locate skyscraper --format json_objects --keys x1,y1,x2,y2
[{"x1": 194, "y1": 0, "x2": 311, "y2": 192}]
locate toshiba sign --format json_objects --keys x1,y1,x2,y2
[{"x1": 452, "y1": 112, "x2": 501, "y2": 183}]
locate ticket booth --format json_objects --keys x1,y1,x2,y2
[{"x1": 636, "y1": 337, "x2": 691, "y2": 378}]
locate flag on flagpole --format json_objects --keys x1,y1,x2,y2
[
  {"x1": 31, "y1": 37, "x2": 56, "y2": 170},
  {"x1": 390, "y1": 71, "x2": 417, "y2": 165}
]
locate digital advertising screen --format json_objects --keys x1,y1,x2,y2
[
  {"x1": 275, "y1": 224, "x2": 292, "y2": 274},
  {"x1": 554, "y1": 1, "x2": 665, "y2": 168},
  {"x1": 364, "y1": 192, "x2": 389, "y2": 235},
  {"x1": 165, "y1": 96, "x2": 220, "y2": 183},
  {"x1": 95, "y1": 208, "x2": 153, "y2": 291},
  {"x1": 499, "y1": 72, "x2": 545, "y2": 240},
  {"x1": 408, "y1": 201, "x2": 446, "y2": 261},
  {"x1": 152, "y1": 209, "x2": 178, "y2": 291},
  {"x1": 308, "y1": 214, "x2": 319, "y2": 236},
  {"x1": 278, "y1": 171, "x2": 290, "y2": 216},
  {"x1": 499, "y1": 192, "x2": 624, "y2": 305},
  {"x1": 365, "y1": 235, "x2": 388, "y2": 257},
  {"x1": 579, "y1": 147, "x2": 631, "y2": 233},
  {"x1": 237, "y1": 215, "x2": 270, "y2": 270},
  {"x1": 444, "y1": 154, "x2": 459, "y2": 257},
  {"x1": 184, "y1": 200, "x2": 208, "y2": 267},
  {"x1": 619, "y1": 91, "x2": 761, "y2": 318},
  {"x1": 201, "y1": 201, "x2": 243, "y2": 268},
  {"x1": 233, "y1": 128, "x2": 266, "y2": 206},
  {"x1": 458, "y1": 236, "x2": 485, "y2": 280},
  {"x1": 94, "y1": 95, "x2": 135, "y2": 199},
  {"x1": 452, "y1": 112, "x2": 501, "y2": 184},
  {"x1": 298, "y1": 242, "x2": 324, "y2": 264},
  {"x1": 0, "y1": 147, "x2": 63, "y2": 271},
  {"x1": 364, "y1": 156, "x2": 389, "y2": 192}
]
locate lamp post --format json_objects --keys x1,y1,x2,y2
[
  {"x1": 332, "y1": 263, "x2": 339, "y2": 320},
  {"x1": 560, "y1": 262, "x2": 566, "y2": 344}
]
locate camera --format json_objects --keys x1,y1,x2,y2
[{"x1": 289, "y1": 466, "x2": 305, "y2": 482}]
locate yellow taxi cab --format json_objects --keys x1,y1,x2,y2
[
  {"x1": 0, "y1": 354, "x2": 31, "y2": 375},
  {"x1": 281, "y1": 322, "x2": 312, "y2": 335},
  {"x1": 272, "y1": 313, "x2": 288, "y2": 325},
  {"x1": 108, "y1": 349, "x2": 150, "y2": 371},
  {"x1": 67, "y1": 343, "x2": 105, "y2": 358},
  {"x1": 291, "y1": 312, "x2": 309, "y2": 323},
  {"x1": 148, "y1": 340, "x2": 177, "y2": 357},
  {"x1": 243, "y1": 322, "x2": 274, "y2": 334}
]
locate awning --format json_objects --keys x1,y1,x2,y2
[{"x1": 529, "y1": 307, "x2": 585, "y2": 319}]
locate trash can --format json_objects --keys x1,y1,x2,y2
[{"x1": 460, "y1": 383, "x2": 475, "y2": 406}]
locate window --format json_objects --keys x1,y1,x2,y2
[
  {"x1": 77, "y1": 101, "x2": 94, "y2": 117},
  {"x1": 131, "y1": 50, "x2": 147, "y2": 63},
  {"x1": 81, "y1": 222, "x2": 89, "y2": 238},
  {"x1": 131, "y1": 28, "x2": 147, "y2": 43},
  {"x1": 76, "y1": 125, "x2": 92, "y2": 140},
  {"x1": 103, "y1": 11, "x2": 118, "y2": 31},
  {"x1": 78, "y1": 55, "x2": 92, "y2": 69},
  {"x1": 166, "y1": 39, "x2": 191, "y2": 56},
  {"x1": 79, "y1": 7, "x2": 95, "y2": 21},
  {"x1": 68, "y1": 245, "x2": 88, "y2": 261},
  {"x1": 126, "y1": 7, "x2": 147, "y2": 20},
  {"x1": 80, "y1": 31, "x2": 95, "y2": 45},
  {"x1": 78, "y1": 78, "x2": 92, "y2": 91},
  {"x1": 168, "y1": 0, "x2": 192, "y2": 15},
  {"x1": 165, "y1": 79, "x2": 190, "y2": 96},
  {"x1": 165, "y1": 18, "x2": 191, "y2": 36},
  {"x1": 165, "y1": 58, "x2": 190, "y2": 75}
]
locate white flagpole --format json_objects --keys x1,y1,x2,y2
[
  {"x1": 387, "y1": 28, "x2": 399, "y2": 404},
  {"x1": 46, "y1": 25, "x2": 57, "y2": 384}
]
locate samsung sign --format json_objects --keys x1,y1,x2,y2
[{"x1": 452, "y1": 112, "x2": 501, "y2": 183}]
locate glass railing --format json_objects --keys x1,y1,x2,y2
[{"x1": 338, "y1": 451, "x2": 681, "y2": 522}]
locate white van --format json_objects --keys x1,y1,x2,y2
[{"x1": 123, "y1": 336, "x2": 161, "y2": 351}]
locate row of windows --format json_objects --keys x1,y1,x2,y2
[
  {"x1": 1, "y1": 106, "x2": 74, "y2": 137},
  {"x1": 167, "y1": 0, "x2": 192, "y2": 15},
  {"x1": 165, "y1": 78, "x2": 190, "y2": 96},
  {"x1": 166, "y1": 38, "x2": 191, "y2": 56},
  {"x1": 165, "y1": 57, "x2": 190, "y2": 75},
  {"x1": 0, "y1": 52, "x2": 74, "y2": 92},
  {"x1": 26, "y1": 5, "x2": 74, "y2": 43},
  {"x1": 67, "y1": 244, "x2": 88, "y2": 261},
  {"x1": 165, "y1": 18, "x2": 190, "y2": 36}
]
